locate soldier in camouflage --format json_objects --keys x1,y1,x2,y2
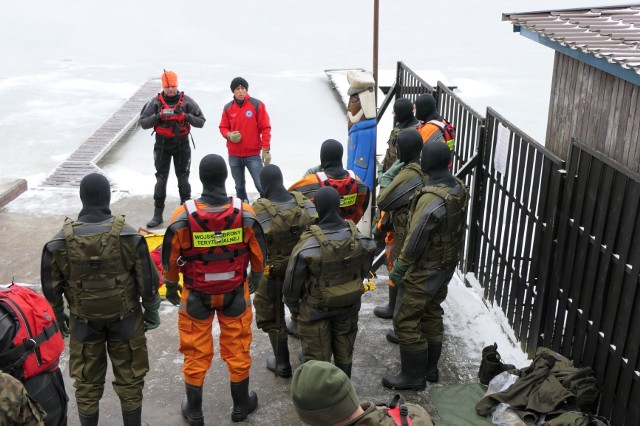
[
  {"x1": 382, "y1": 141, "x2": 469, "y2": 391},
  {"x1": 283, "y1": 186, "x2": 376, "y2": 378},
  {"x1": 41, "y1": 173, "x2": 161, "y2": 426},
  {"x1": 252, "y1": 164, "x2": 318, "y2": 378}
]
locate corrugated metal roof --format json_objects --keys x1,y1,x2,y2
[{"x1": 503, "y1": 4, "x2": 640, "y2": 74}]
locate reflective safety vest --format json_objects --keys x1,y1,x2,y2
[
  {"x1": 0, "y1": 285, "x2": 64, "y2": 381},
  {"x1": 304, "y1": 221, "x2": 372, "y2": 310},
  {"x1": 316, "y1": 170, "x2": 359, "y2": 220},
  {"x1": 154, "y1": 92, "x2": 189, "y2": 138},
  {"x1": 180, "y1": 198, "x2": 249, "y2": 295},
  {"x1": 64, "y1": 216, "x2": 139, "y2": 321}
]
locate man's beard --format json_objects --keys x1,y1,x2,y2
[{"x1": 348, "y1": 109, "x2": 364, "y2": 124}]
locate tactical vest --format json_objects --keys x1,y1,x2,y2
[
  {"x1": 304, "y1": 221, "x2": 371, "y2": 310},
  {"x1": 180, "y1": 198, "x2": 249, "y2": 295},
  {"x1": 63, "y1": 216, "x2": 139, "y2": 321},
  {"x1": 316, "y1": 171, "x2": 359, "y2": 221},
  {"x1": 0, "y1": 285, "x2": 64, "y2": 381},
  {"x1": 154, "y1": 91, "x2": 190, "y2": 138},
  {"x1": 410, "y1": 177, "x2": 469, "y2": 270},
  {"x1": 378, "y1": 163, "x2": 426, "y2": 213},
  {"x1": 255, "y1": 192, "x2": 315, "y2": 277}
]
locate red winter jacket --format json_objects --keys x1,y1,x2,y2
[{"x1": 219, "y1": 94, "x2": 271, "y2": 157}]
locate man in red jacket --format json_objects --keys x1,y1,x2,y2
[{"x1": 219, "y1": 77, "x2": 272, "y2": 202}]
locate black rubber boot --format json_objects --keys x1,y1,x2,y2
[
  {"x1": 382, "y1": 348, "x2": 428, "y2": 390},
  {"x1": 386, "y1": 329, "x2": 399, "y2": 344},
  {"x1": 180, "y1": 383, "x2": 204, "y2": 426},
  {"x1": 425, "y1": 342, "x2": 443, "y2": 383},
  {"x1": 230, "y1": 378, "x2": 258, "y2": 422},
  {"x1": 267, "y1": 334, "x2": 292, "y2": 378},
  {"x1": 374, "y1": 285, "x2": 397, "y2": 319},
  {"x1": 78, "y1": 410, "x2": 99, "y2": 426},
  {"x1": 122, "y1": 406, "x2": 149, "y2": 426},
  {"x1": 146, "y1": 207, "x2": 164, "y2": 228},
  {"x1": 478, "y1": 343, "x2": 516, "y2": 385},
  {"x1": 286, "y1": 318, "x2": 300, "y2": 339},
  {"x1": 335, "y1": 362, "x2": 352, "y2": 378}
]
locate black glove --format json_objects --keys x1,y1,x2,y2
[
  {"x1": 248, "y1": 271, "x2": 263, "y2": 294},
  {"x1": 142, "y1": 294, "x2": 162, "y2": 331},
  {"x1": 164, "y1": 280, "x2": 181, "y2": 306},
  {"x1": 53, "y1": 305, "x2": 70, "y2": 338}
]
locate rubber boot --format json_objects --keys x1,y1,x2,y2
[
  {"x1": 382, "y1": 348, "x2": 428, "y2": 390},
  {"x1": 374, "y1": 285, "x2": 397, "y2": 319},
  {"x1": 78, "y1": 410, "x2": 99, "y2": 426},
  {"x1": 122, "y1": 406, "x2": 149, "y2": 426},
  {"x1": 266, "y1": 334, "x2": 292, "y2": 378},
  {"x1": 425, "y1": 342, "x2": 443, "y2": 383},
  {"x1": 386, "y1": 329, "x2": 399, "y2": 344},
  {"x1": 230, "y1": 378, "x2": 258, "y2": 422},
  {"x1": 180, "y1": 383, "x2": 204, "y2": 426},
  {"x1": 146, "y1": 207, "x2": 163, "y2": 228},
  {"x1": 286, "y1": 318, "x2": 300, "y2": 339},
  {"x1": 335, "y1": 362, "x2": 352, "y2": 379}
]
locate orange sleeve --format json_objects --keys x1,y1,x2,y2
[
  {"x1": 243, "y1": 203, "x2": 265, "y2": 273},
  {"x1": 418, "y1": 122, "x2": 438, "y2": 143}
]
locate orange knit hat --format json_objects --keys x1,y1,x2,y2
[{"x1": 161, "y1": 70, "x2": 178, "y2": 88}]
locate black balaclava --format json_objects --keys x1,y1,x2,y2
[
  {"x1": 397, "y1": 129, "x2": 423, "y2": 165},
  {"x1": 421, "y1": 141, "x2": 455, "y2": 187},
  {"x1": 78, "y1": 173, "x2": 112, "y2": 222},
  {"x1": 319, "y1": 139, "x2": 347, "y2": 179},
  {"x1": 260, "y1": 164, "x2": 293, "y2": 203},
  {"x1": 199, "y1": 154, "x2": 231, "y2": 205},
  {"x1": 414, "y1": 93, "x2": 440, "y2": 123},
  {"x1": 394, "y1": 98, "x2": 419, "y2": 129},
  {"x1": 314, "y1": 186, "x2": 347, "y2": 232}
]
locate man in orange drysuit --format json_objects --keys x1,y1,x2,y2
[{"x1": 161, "y1": 154, "x2": 266, "y2": 425}]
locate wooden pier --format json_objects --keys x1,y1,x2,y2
[{"x1": 40, "y1": 79, "x2": 160, "y2": 188}]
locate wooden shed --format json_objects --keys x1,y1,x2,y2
[{"x1": 503, "y1": 5, "x2": 640, "y2": 173}]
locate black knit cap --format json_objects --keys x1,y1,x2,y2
[{"x1": 230, "y1": 77, "x2": 249, "y2": 92}]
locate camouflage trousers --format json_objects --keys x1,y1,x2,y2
[
  {"x1": 68, "y1": 309, "x2": 149, "y2": 414},
  {"x1": 253, "y1": 275, "x2": 288, "y2": 337},
  {"x1": 394, "y1": 267, "x2": 453, "y2": 350},
  {"x1": 297, "y1": 303, "x2": 359, "y2": 365}
]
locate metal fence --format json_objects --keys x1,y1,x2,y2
[{"x1": 381, "y1": 61, "x2": 639, "y2": 424}]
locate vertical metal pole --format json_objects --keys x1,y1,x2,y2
[
  {"x1": 373, "y1": 0, "x2": 379, "y2": 106},
  {"x1": 371, "y1": 0, "x2": 380, "y2": 231}
]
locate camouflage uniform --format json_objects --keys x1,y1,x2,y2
[
  {"x1": 283, "y1": 222, "x2": 376, "y2": 371},
  {"x1": 344, "y1": 401, "x2": 433, "y2": 426},
  {"x1": 41, "y1": 216, "x2": 159, "y2": 416},
  {"x1": 252, "y1": 192, "x2": 317, "y2": 337},
  {"x1": 394, "y1": 177, "x2": 469, "y2": 348},
  {"x1": 0, "y1": 371, "x2": 46, "y2": 426}
]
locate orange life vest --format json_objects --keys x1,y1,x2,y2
[
  {"x1": 154, "y1": 92, "x2": 190, "y2": 138},
  {"x1": 179, "y1": 199, "x2": 249, "y2": 295}
]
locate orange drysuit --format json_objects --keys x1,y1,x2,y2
[
  {"x1": 162, "y1": 198, "x2": 266, "y2": 386},
  {"x1": 289, "y1": 171, "x2": 370, "y2": 224}
]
